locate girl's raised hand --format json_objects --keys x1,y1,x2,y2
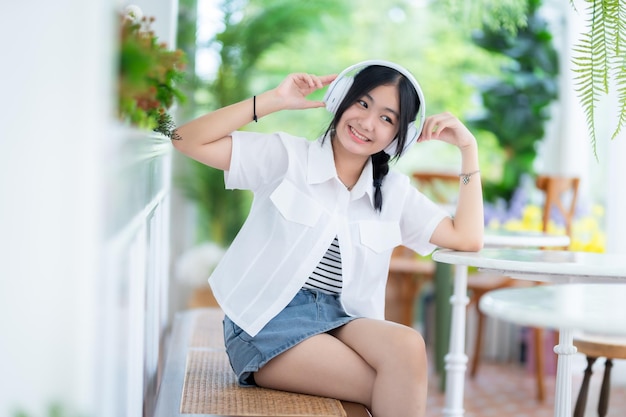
[
  {"x1": 417, "y1": 112, "x2": 477, "y2": 150},
  {"x1": 274, "y1": 73, "x2": 337, "y2": 110}
]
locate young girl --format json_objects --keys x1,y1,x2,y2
[{"x1": 172, "y1": 60, "x2": 483, "y2": 417}]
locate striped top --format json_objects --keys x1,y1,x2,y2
[{"x1": 302, "y1": 236, "x2": 343, "y2": 294}]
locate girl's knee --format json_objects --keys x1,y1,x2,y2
[{"x1": 387, "y1": 326, "x2": 427, "y2": 365}]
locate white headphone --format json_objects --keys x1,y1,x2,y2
[{"x1": 323, "y1": 60, "x2": 426, "y2": 156}]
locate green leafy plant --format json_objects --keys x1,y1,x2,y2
[
  {"x1": 572, "y1": 0, "x2": 626, "y2": 158},
  {"x1": 468, "y1": 0, "x2": 559, "y2": 203},
  {"x1": 118, "y1": 12, "x2": 187, "y2": 138},
  {"x1": 176, "y1": 0, "x2": 345, "y2": 245}
]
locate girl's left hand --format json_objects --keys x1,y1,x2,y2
[
  {"x1": 417, "y1": 112, "x2": 477, "y2": 150},
  {"x1": 274, "y1": 73, "x2": 337, "y2": 111}
]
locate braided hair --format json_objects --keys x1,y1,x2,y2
[
  {"x1": 371, "y1": 151, "x2": 390, "y2": 211},
  {"x1": 323, "y1": 65, "x2": 420, "y2": 211}
]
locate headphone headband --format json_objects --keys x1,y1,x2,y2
[{"x1": 323, "y1": 60, "x2": 426, "y2": 155}]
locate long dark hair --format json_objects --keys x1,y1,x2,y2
[{"x1": 324, "y1": 65, "x2": 420, "y2": 211}]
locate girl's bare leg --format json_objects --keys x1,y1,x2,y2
[
  {"x1": 333, "y1": 319, "x2": 428, "y2": 416},
  {"x1": 253, "y1": 318, "x2": 427, "y2": 417},
  {"x1": 254, "y1": 332, "x2": 376, "y2": 408}
]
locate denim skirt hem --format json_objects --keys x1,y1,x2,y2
[{"x1": 222, "y1": 288, "x2": 357, "y2": 387}]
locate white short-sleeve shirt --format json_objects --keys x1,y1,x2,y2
[{"x1": 209, "y1": 131, "x2": 449, "y2": 336}]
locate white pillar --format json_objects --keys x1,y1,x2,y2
[
  {"x1": 536, "y1": 1, "x2": 590, "y2": 185},
  {"x1": 537, "y1": 1, "x2": 620, "y2": 249},
  {"x1": 0, "y1": 1, "x2": 112, "y2": 416}
]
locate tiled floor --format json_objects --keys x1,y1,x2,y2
[{"x1": 425, "y1": 357, "x2": 626, "y2": 417}]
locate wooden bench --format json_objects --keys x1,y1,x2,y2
[{"x1": 154, "y1": 307, "x2": 370, "y2": 417}]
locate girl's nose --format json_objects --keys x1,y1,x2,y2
[{"x1": 359, "y1": 112, "x2": 376, "y2": 131}]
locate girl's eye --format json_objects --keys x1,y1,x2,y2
[
  {"x1": 357, "y1": 99, "x2": 368, "y2": 108},
  {"x1": 382, "y1": 115, "x2": 394, "y2": 124}
]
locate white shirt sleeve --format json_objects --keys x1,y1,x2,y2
[
  {"x1": 224, "y1": 131, "x2": 289, "y2": 192},
  {"x1": 400, "y1": 186, "x2": 450, "y2": 255}
]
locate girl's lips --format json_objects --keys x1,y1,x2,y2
[{"x1": 349, "y1": 126, "x2": 370, "y2": 144}]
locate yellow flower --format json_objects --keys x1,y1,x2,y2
[{"x1": 487, "y1": 202, "x2": 606, "y2": 253}]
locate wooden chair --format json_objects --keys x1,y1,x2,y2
[
  {"x1": 467, "y1": 175, "x2": 579, "y2": 403},
  {"x1": 573, "y1": 334, "x2": 626, "y2": 416},
  {"x1": 412, "y1": 172, "x2": 460, "y2": 208}
]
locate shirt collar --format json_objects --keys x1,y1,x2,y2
[
  {"x1": 350, "y1": 158, "x2": 375, "y2": 204},
  {"x1": 307, "y1": 135, "x2": 376, "y2": 207},
  {"x1": 307, "y1": 135, "x2": 336, "y2": 185}
]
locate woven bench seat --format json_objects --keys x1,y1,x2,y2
[{"x1": 154, "y1": 308, "x2": 370, "y2": 417}]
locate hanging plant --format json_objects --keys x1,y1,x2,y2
[
  {"x1": 117, "y1": 7, "x2": 187, "y2": 138},
  {"x1": 572, "y1": 0, "x2": 626, "y2": 158}
]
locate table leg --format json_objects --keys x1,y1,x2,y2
[
  {"x1": 443, "y1": 265, "x2": 469, "y2": 417},
  {"x1": 553, "y1": 328, "x2": 577, "y2": 417},
  {"x1": 434, "y1": 262, "x2": 453, "y2": 391}
]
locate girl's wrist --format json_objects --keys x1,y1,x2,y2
[
  {"x1": 254, "y1": 89, "x2": 290, "y2": 119},
  {"x1": 459, "y1": 139, "x2": 478, "y2": 156},
  {"x1": 459, "y1": 140, "x2": 479, "y2": 172}
]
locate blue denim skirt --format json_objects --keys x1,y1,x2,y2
[{"x1": 223, "y1": 288, "x2": 358, "y2": 386}]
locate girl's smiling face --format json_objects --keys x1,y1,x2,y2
[{"x1": 333, "y1": 83, "x2": 400, "y2": 158}]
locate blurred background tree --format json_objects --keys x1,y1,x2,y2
[
  {"x1": 176, "y1": 0, "x2": 346, "y2": 245},
  {"x1": 442, "y1": 0, "x2": 626, "y2": 159},
  {"x1": 467, "y1": 0, "x2": 559, "y2": 203},
  {"x1": 174, "y1": 0, "x2": 542, "y2": 245}
]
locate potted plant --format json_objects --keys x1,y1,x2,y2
[{"x1": 117, "y1": 7, "x2": 187, "y2": 139}]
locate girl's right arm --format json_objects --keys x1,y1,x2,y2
[{"x1": 171, "y1": 73, "x2": 336, "y2": 171}]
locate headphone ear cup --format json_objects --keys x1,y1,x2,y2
[
  {"x1": 324, "y1": 76, "x2": 354, "y2": 114},
  {"x1": 406, "y1": 122, "x2": 418, "y2": 146}
]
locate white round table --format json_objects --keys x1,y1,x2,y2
[
  {"x1": 432, "y1": 247, "x2": 626, "y2": 417},
  {"x1": 483, "y1": 229, "x2": 570, "y2": 248},
  {"x1": 431, "y1": 232, "x2": 570, "y2": 417},
  {"x1": 480, "y1": 283, "x2": 626, "y2": 417}
]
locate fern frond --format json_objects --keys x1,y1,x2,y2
[
  {"x1": 612, "y1": 53, "x2": 626, "y2": 139},
  {"x1": 571, "y1": 0, "x2": 621, "y2": 159},
  {"x1": 593, "y1": 1, "x2": 611, "y2": 92},
  {"x1": 605, "y1": 0, "x2": 626, "y2": 57},
  {"x1": 610, "y1": 0, "x2": 626, "y2": 139},
  {"x1": 573, "y1": 29, "x2": 600, "y2": 159},
  {"x1": 615, "y1": 0, "x2": 626, "y2": 54}
]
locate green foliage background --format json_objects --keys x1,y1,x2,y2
[
  {"x1": 175, "y1": 0, "x2": 526, "y2": 245},
  {"x1": 468, "y1": 0, "x2": 559, "y2": 203}
]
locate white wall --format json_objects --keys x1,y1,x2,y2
[
  {"x1": 0, "y1": 1, "x2": 180, "y2": 416},
  {"x1": 0, "y1": 1, "x2": 112, "y2": 416}
]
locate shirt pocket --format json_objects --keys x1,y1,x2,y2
[
  {"x1": 359, "y1": 221, "x2": 402, "y2": 253},
  {"x1": 270, "y1": 179, "x2": 322, "y2": 227}
]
